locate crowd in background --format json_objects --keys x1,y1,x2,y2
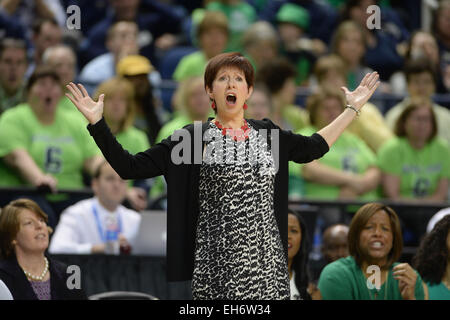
[{"x1": 0, "y1": 0, "x2": 449, "y2": 300}]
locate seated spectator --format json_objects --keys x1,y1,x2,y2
[
  {"x1": 173, "y1": 10, "x2": 229, "y2": 82},
  {"x1": 78, "y1": 21, "x2": 139, "y2": 95},
  {"x1": 0, "y1": 0, "x2": 66, "y2": 32},
  {"x1": 289, "y1": 87, "x2": 379, "y2": 200},
  {"x1": 427, "y1": 207, "x2": 450, "y2": 233},
  {"x1": 310, "y1": 223, "x2": 349, "y2": 282},
  {"x1": 258, "y1": 0, "x2": 337, "y2": 45},
  {"x1": 288, "y1": 208, "x2": 313, "y2": 300},
  {"x1": 312, "y1": 54, "x2": 392, "y2": 152},
  {"x1": 150, "y1": 76, "x2": 211, "y2": 201},
  {"x1": 0, "y1": 198, "x2": 86, "y2": 299},
  {"x1": 378, "y1": 101, "x2": 450, "y2": 202},
  {"x1": 117, "y1": 55, "x2": 167, "y2": 145},
  {"x1": 390, "y1": 31, "x2": 446, "y2": 95},
  {"x1": 0, "y1": 38, "x2": 27, "y2": 113},
  {"x1": 331, "y1": 21, "x2": 374, "y2": 91},
  {"x1": 245, "y1": 82, "x2": 272, "y2": 121},
  {"x1": 340, "y1": 0, "x2": 404, "y2": 80},
  {"x1": 94, "y1": 77, "x2": 150, "y2": 212},
  {"x1": 256, "y1": 57, "x2": 308, "y2": 132},
  {"x1": 79, "y1": 0, "x2": 184, "y2": 68},
  {"x1": 206, "y1": 0, "x2": 256, "y2": 53},
  {"x1": 318, "y1": 202, "x2": 428, "y2": 300},
  {"x1": 49, "y1": 161, "x2": 141, "y2": 255},
  {"x1": 27, "y1": 17, "x2": 62, "y2": 78},
  {"x1": 42, "y1": 44, "x2": 85, "y2": 117},
  {"x1": 0, "y1": 66, "x2": 103, "y2": 225},
  {"x1": 275, "y1": 3, "x2": 326, "y2": 86},
  {"x1": 386, "y1": 58, "x2": 450, "y2": 146},
  {"x1": 433, "y1": 0, "x2": 450, "y2": 93},
  {"x1": 241, "y1": 21, "x2": 279, "y2": 72},
  {"x1": 413, "y1": 215, "x2": 450, "y2": 300},
  {"x1": 156, "y1": 76, "x2": 211, "y2": 143},
  {"x1": 0, "y1": 9, "x2": 28, "y2": 42}
]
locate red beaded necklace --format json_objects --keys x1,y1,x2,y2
[{"x1": 213, "y1": 119, "x2": 250, "y2": 142}]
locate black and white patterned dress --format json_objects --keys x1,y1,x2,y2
[{"x1": 192, "y1": 121, "x2": 290, "y2": 300}]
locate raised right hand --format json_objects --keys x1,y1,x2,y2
[{"x1": 65, "y1": 82, "x2": 104, "y2": 125}]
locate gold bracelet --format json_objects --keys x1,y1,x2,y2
[{"x1": 346, "y1": 104, "x2": 360, "y2": 116}]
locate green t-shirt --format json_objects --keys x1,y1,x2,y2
[
  {"x1": 173, "y1": 51, "x2": 207, "y2": 82},
  {"x1": 150, "y1": 114, "x2": 193, "y2": 198},
  {"x1": 116, "y1": 126, "x2": 150, "y2": 155},
  {"x1": 0, "y1": 103, "x2": 101, "y2": 188},
  {"x1": 289, "y1": 126, "x2": 378, "y2": 200},
  {"x1": 377, "y1": 137, "x2": 450, "y2": 198},
  {"x1": 206, "y1": 1, "x2": 257, "y2": 52},
  {"x1": 155, "y1": 113, "x2": 192, "y2": 143},
  {"x1": 318, "y1": 256, "x2": 425, "y2": 300},
  {"x1": 426, "y1": 282, "x2": 450, "y2": 300}
]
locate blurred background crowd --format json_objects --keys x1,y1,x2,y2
[{"x1": 0, "y1": 0, "x2": 449, "y2": 300}]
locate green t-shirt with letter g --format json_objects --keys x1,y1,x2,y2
[
  {"x1": 289, "y1": 126, "x2": 378, "y2": 200},
  {"x1": 0, "y1": 103, "x2": 101, "y2": 188},
  {"x1": 377, "y1": 137, "x2": 450, "y2": 198}
]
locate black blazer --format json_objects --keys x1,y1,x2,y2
[
  {"x1": 0, "y1": 255, "x2": 86, "y2": 300},
  {"x1": 88, "y1": 117, "x2": 329, "y2": 281}
]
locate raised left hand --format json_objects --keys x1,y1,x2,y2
[
  {"x1": 393, "y1": 263, "x2": 418, "y2": 300},
  {"x1": 341, "y1": 72, "x2": 380, "y2": 110}
]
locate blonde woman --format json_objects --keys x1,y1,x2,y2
[{"x1": 94, "y1": 77, "x2": 151, "y2": 211}]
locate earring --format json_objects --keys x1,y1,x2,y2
[
  {"x1": 211, "y1": 101, "x2": 216, "y2": 110},
  {"x1": 243, "y1": 103, "x2": 248, "y2": 110}
]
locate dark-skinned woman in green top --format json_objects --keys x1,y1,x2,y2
[{"x1": 318, "y1": 202, "x2": 428, "y2": 300}]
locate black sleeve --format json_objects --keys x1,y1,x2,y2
[
  {"x1": 286, "y1": 131, "x2": 330, "y2": 163},
  {"x1": 87, "y1": 118, "x2": 170, "y2": 180}
]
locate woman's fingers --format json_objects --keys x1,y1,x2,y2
[
  {"x1": 360, "y1": 72, "x2": 371, "y2": 87},
  {"x1": 367, "y1": 72, "x2": 379, "y2": 89},
  {"x1": 77, "y1": 83, "x2": 89, "y2": 98},
  {"x1": 66, "y1": 82, "x2": 82, "y2": 100}
]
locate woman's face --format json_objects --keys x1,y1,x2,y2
[
  {"x1": 404, "y1": 106, "x2": 433, "y2": 144},
  {"x1": 246, "y1": 89, "x2": 271, "y2": 120},
  {"x1": 337, "y1": 29, "x2": 365, "y2": 65},
  {"x1": 411, "y1": 33, "x2": 439, "y2": 66},
  {"x1": 288, "y1": 213, "x2": 302, "y2": 260},
  {"x1": 13, "y1": 209, "x2": 49, "y2": 255},
  {"x1": 200, "y1": 27, "x2": 228, "y2": 59},
  {"x1": 278, "y1": 77, "x2": 297, "y2": 105},
  {"x1": 437, "y1": 6, "x2": 450, "y2": 38},
  {"x1": 316, "y1": 97, "x2": 343, "y2": 128},
  {"x1": 187, "y1": 80, "x2": 210, "y2": 119},
  {"x1": 29, "y1": 76, "x2": 62, "y2": 115},
  {"x1": 104, "y1": 90, "x2": 128, "y2": 125},
  {"x1": 359, "y1": 210, "x2": 393, "y2": 265},
  {"x1": 207, "y1": 66, "x2": 253, "y2": 119}
]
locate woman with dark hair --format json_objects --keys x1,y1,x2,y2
[
  {"x1": 66, "y1": 52, "x2": 379, "y2": 300},
  {"x1": 287, "y1": 208, "x2": 311, "y2": 300},
  {"x1": 318, "y1": 202, "x2": 428, "y2": 300},
  {"x1": 413, "y1": 215, "x2": 450, "y2": 300},
  {"x1": 0, "y1": 198, "x2": 86, "y2": 300}
]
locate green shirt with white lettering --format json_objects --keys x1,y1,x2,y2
[
  {"x1": 0, "y1": 103, "x2": 101, "y2": 188},
  {"x1": 377, "y1": 137, "x2": 450, "y2": 198},
  {"x1": 289, "y1": 126, "x2": 378, "y2": 200}
]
